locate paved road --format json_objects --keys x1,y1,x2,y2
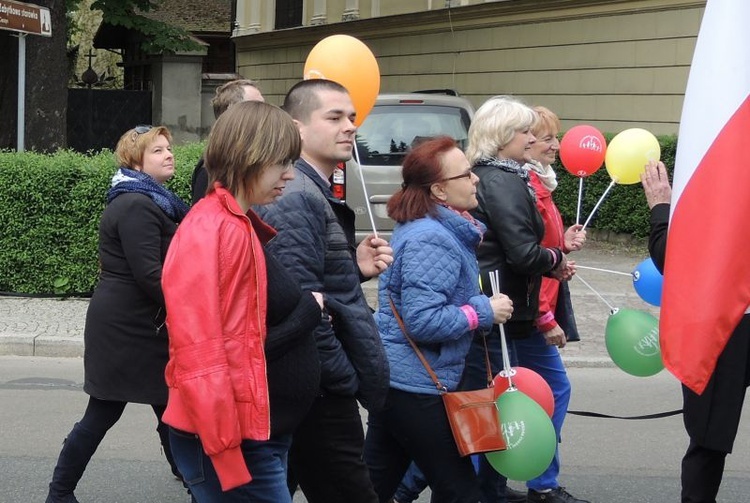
[
  {"x1": 2, "y1": 356, "x2": 749, "y2": 503},
  {"x1": 4, "y1": 241, "x2": 746, "y2": 502}
]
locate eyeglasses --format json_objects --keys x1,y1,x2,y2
[
  {"x1": 439, "y1": 170, "x2": 473, "y2": 183},
  {"x1": 134, "y1": 124, "x2": 153, "y2": 134}
]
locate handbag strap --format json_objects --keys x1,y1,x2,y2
[{"x1": 388, "y1": 295, "x2": 494, "y2": 392}]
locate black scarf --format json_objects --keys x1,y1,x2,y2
[
  {"x1": 473, "y1": 156, "x2": 536, "y2": 201},
  {"x1": 107, "y1": 167, "x2": 189, "y2": 222}
]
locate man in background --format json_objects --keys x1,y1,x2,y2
[{"x1": 191, "y1": 79, "x2": 264, "y2": 204}]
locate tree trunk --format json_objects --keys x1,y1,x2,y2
[
  {"x1": 0, "y1": 0, "x2": 68, "y2": 152},
  {"x1": 0, "y1": 32, "x2": 20, "y2": 150}
]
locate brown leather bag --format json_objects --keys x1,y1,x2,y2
[{"x1": 389, "y1": 297, "x2": 506, "y2": 456}]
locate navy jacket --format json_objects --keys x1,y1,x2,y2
[{"x1": 256, "y1": 159, "x2": 389, "y2": 411}]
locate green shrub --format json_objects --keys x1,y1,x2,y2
[
  {"x1": 0, "y1": 144, "x2": 203, "y2": 294},
  {"x1": 0, "y1": 134, "x2": 676, "y2": 294}
]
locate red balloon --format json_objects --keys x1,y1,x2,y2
[
  {"x1": 493, "y1": 367, "x2": 554, "y2": 417},
  {"x1": 559, "y1": 125, "x2": 606, "y2": 177}
]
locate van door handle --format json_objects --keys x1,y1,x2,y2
[{"x1": 369, "y1": 195, "x2": 391, "y2": 203}]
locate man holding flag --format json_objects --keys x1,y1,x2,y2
[{"x1": 642, "y1": 1, "x2": 750, "y2": 501}]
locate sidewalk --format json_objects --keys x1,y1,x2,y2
[{"x1": 0, "y1": 242, "x2": 659, "y2": 366}]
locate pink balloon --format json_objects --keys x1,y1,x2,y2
[
  {"x1": 493, "y1": 366, "x2": 554, "y2": 417},
  {"x1": 559, "y1": 125, "x2": 606, "y2": 177}
]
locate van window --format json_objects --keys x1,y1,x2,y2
[{"x1": 355, "y1": 105, "x2": 471, "y2": 166}]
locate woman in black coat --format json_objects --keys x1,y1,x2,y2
[
  {"x1": 464, "y1": 96, "x2": 578, "y2": 503},
  {"x1": 46, "y1": 125, "x2": 189, "y2": 503}
]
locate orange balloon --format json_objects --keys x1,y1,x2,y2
[{"x1": 304, "y1": 35, "x2": 380, "y2": 126}]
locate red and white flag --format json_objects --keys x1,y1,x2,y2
[{"x1": 660, "y1": 0, "x2": 750, "y2": 394}]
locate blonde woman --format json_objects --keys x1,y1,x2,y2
[{"x1": 464, "y1": 96, "x2": 580, "y2": 503}]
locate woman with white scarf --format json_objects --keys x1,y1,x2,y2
[{"x1": 513, "y1": 105, "x2": 588, "y2": 503}]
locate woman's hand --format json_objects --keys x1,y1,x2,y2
[
  {"x1": 543, "y1": 325, "x2": 566, "y2": 348},
  {"x1": 490, "y1": 293, "x2": 514, "y2": 324},
  {"x1": 549, "y1": 255, "x2": 576, "y2": 281},
  {"x1": 564, "y1": 224, "x2": 586, "y2": 252}
]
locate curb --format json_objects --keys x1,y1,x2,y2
[
  {"x1": 0, "y1": 334, "x2": 84, "y2": 358},
  {"x1": 0, "y1": 333, "x2": 614, "y2": 367}
]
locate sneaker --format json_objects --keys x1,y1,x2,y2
[
  {"x1": 505, "y1": 485, "x2": 527, "y2": 503},
  {"x1": 527, "y1": 487, "x2": 591, "y2": 503}
]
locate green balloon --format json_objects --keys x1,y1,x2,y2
[
  {"x1": 605, "y1": 308, "x2": 664, "y2": 377},
  {"x1": 485, "y1": 390, "x2": 556, "y2": 481}
]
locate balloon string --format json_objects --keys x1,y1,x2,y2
[
  {"x1": 576, "y1": 177, "x2": 583, "y2": 225},
  {"x1": 576, "y1": 265, "x2": 632, "y2": 277},
  {"x1": 489, "y1": 269, "x2": 513, "y2": 390},
  {"x1": 581, "y1": 179, "x2": 616, "y2": 231},
  {"x1": 499, "y1": 324, "x2": 513, "y2": 390},
  {"x1": 575, "y1": 273, "x2": 616, "y2": 312},
  {"x1": 352, "y1": 141, "x2": 379, "y2": 238}
]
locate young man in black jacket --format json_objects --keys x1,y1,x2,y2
[{"x1": 257, "y1": 79, "x2": 393, "y2": 503}]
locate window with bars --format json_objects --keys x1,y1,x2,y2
[{"x1": 275, "y1": 0, "x2": 303, "y2": 29}]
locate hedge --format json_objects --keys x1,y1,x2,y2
[
  {"x1": 0, "y1": 143, "x2": 203, "y2": 295},
  {"x1": 0, "y1": 135, "x2": 676, "y2": 295}
]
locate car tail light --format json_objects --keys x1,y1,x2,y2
[{"x1": 332, "y1": 162, "x2": 346, "y2": 200}]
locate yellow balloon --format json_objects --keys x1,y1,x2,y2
[
  {"x1": 604, "y1": 128, "x2": 661, "y2": 185},
  {"x1": 304, "y1": 35, "x2": 380, "y2": 126}
]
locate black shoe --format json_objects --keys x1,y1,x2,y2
[
  {"x1": 45, "y1": 495, "x2": 79, "y2": 503},
  {"x1": 505, "y1": 486, "x2": 527, "y2": 503},
  {"x1": 527, "y1": 487, "x2": 591, "y2": 503}
]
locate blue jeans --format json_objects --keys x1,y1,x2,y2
[
  {"x1": 514, "y1": 329, "x2": 571, "y2": 491},
  {"x1": 169, "y1": 428, "x2": 292, "y2": 503}
]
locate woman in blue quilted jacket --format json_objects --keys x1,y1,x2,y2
[{"x1": 363, "y1": 136, "x2": 513, "y2": 503}]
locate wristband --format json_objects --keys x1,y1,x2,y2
[{"x1": 460, "y1": 305, "x2": 479, "y2": 330}]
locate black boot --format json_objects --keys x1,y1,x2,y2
[{"x1": 46, "y1": 422, "x2": 103, "y2": 503}]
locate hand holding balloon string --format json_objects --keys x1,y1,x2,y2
[{"x1": 564, "y1": 224, "x2": 586, "y2": 252}]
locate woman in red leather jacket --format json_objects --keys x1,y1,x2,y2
[{"x1": 161, "y1": 101, "x2": 323, "y2": 502}]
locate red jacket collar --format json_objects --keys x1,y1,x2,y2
[{"x1": 212, "y1": 183, "x2": 277, "y2": 245}]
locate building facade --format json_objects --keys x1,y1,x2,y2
[{"x1": 233, "y1": 0, "x2": 706, "y2": 135}]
